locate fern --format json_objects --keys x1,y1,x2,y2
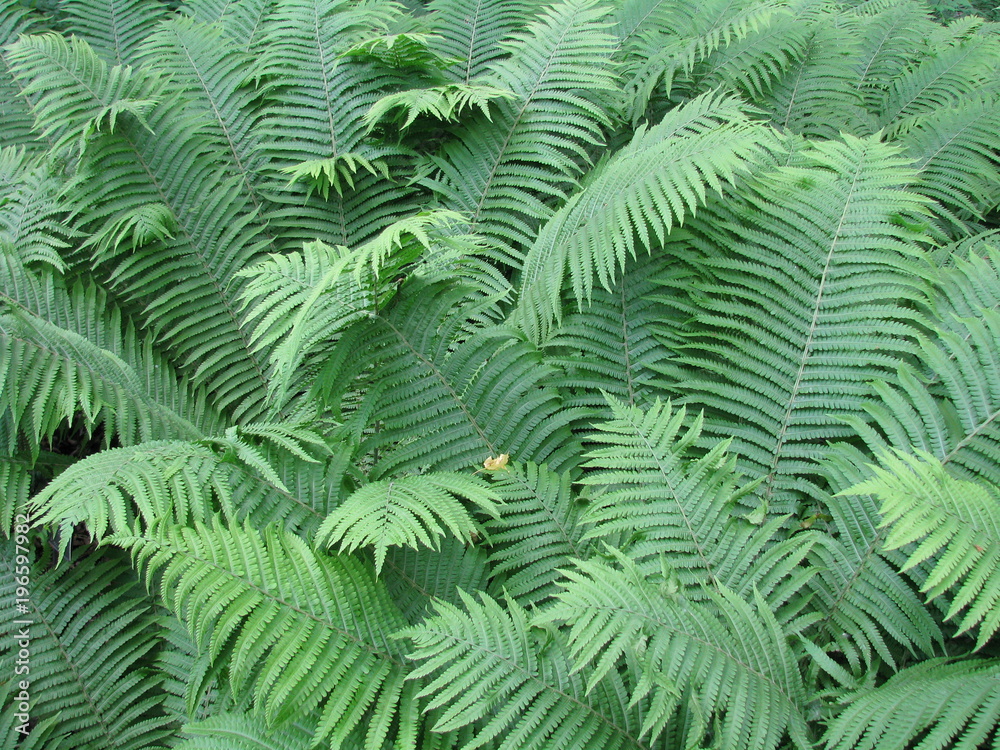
[
  {"x1": 424, "y1": 0, "x2": 619, "y2": 263},
  {"x1": 514, "y1": 92, "x2": 774, "y2": 343},
  {"x1": 400, "y1": 589, "x2": 644, "y2": 750},
  {"x1": 316, "y1": 471, "x2": 499, "y2": 575},
  {"x1": 542, "y1": 551, "x2": 810, "y2": 750},
  {"x1": 669, "y1": 135, "x2": 932, "y2": 512},
  {"x1": 841, "y1": 449, "x2": 1000, "y2": 648},
  {"x1": 0, "y1": 544, "x2": 174, "y2": 749},
  {"x1": 824, "y1": 657, "x2": 1000, "y2": 750},
  {"x1": 115, "y1": 519, "x2": 418, "y2": 748}
]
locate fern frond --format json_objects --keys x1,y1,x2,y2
[
  {"x1": 316, "y1": 472, "x2": 499, "y2": 576},
  {"x1": 878, "y1": 30, "x2": 1000, "y2": 130},
  {"x1": 848, "y1": 0, "x2": 937, "y2": 113},
  {"x1": 364, "y1": 83, "x2": 515, "y2": 130},
  {"x1": 61, "y1": 0, "x2": 168, "y2": 66},
  {"x1": 842, "y1": 449, "x2": 1000, "y2": 648},
  {"x1": 513, "y1": 92, "x2": 774, "y2": 343},
  {"x1": 137, "y1": 17, "x2": 272, "y2": 218},
  {"x1": 114, "y1": 519, "x2": 417, "y2": 749},
  {"x1": 176, "y1": 712, "x2": 314, "y2": 750},
  {"x1": 543, "y1": 252, "x2": 675, "y2": 414},
  {"x1": 181, "y1": 0, "x2": 275, "y2": 51},
  {"x1": 849, "y1": 309, "x2": 1000, "y2": 487},
  {"x1": 823, "y1": 657, "x2": 1000, "y2": 750},
  {"x1": 762, "y1": 17, "x2": 874, "y2": 139},
  {"x1": 542, "y1": 552, "x2": 809, "y2": 749},
  {"x1": 484, "y1": 461, "x2": 592, "y2": 604},
  {"x1": 382, "y1": 536, "x2": 491, "y2": 625},
  {"x1": 896, "y1": 95, "x2": 1000, "y2": 227},
  {"x1": 670, "y1": 135, "x2": 931, "y2": 512},
  {"x1": 400, "y1": 589, "x2": 644, "y2": 750},
  {"x1": 425, "y1": 0, "x2": 619, "y2": 264},
  {"x1": 9, "y1": 32, "x2": 274, "y2": 419},
  {"x1": 256, "y1": 0, "x2": 419, "y2": 248},
  {"x1": 0, "y1": 147, "x2": 71, "y2": 268},
  {"x1": 424, "y1": 0, "x2": 541, "y2": 83},
  {"x1": 0, "y1": 546, "x2": 174, "y2": 749},
  {"x1": 805, "y1": 462, "x2": 944, "y2": 670},
  {"x1": 0, "y1": 5, "x2": 46, "y2": 150},
  {"x1": 337, "y1": 280, "x2": 584, "y2": 476}
]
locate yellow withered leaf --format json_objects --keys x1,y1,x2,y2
[{"x1": 482, "y1": 453, "x2": 509, "y2": 471}]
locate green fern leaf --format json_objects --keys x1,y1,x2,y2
[
  {"x1": 399, "y1": 589, "x2": 644, "y2": 750},
  {"x1": 317, "y1": 472, "x2": 499, "y2": 576},
  {"x1": 823, "y1": 657, "x2": 1000, "y2": 750},
  {"x1": 114, "y1": 519, "x2": 417, "y2": 749},
  {"x1": 61, "y1": 0, "x2": 168, "y2": 66},
  {"x1": 841, "y1": 449, "x2": 1000, "y2": 649},
  {"x1": 0, "y1": 545, "x2": 174, "y2": 749},
  {"x1": 513, "y1": 92, "x2": 774, "y2": 343},
  {"x1": 542, "y1": 552, "x2": 809, "y2": 749}
]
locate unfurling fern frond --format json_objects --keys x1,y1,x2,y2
[
  {"x1": 400, "y1": 589, "x2": 642, "y2": 750},
  {"x1": 823, "y1": 657, "x2": 1000, "y2": 750},
  {"x1": 841, "y1": 449, "x2": 1000, "y2": 649},
  {"x1": 513, "y1": 92, "x2": 773, "y2": 343},
  {"x1": 317, "y1": 472, "x2": 499, "y2": 576},
  {"x1": 114, "y1": 520, "x2": 418, "y2": 750},
  {"x1": 670, "y1": 135, "x2": 931, "y2": 513},
  {"x1": 0, "y1": 545, "x2": 174, "y2": 749},
  {"x1": 541, "y1": 552, "x2": 809, "y2": 750}
]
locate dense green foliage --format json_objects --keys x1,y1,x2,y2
[{"x1": 2, "y1": 0, "x2": 1000, "y2": 747}]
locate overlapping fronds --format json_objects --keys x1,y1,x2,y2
[
  {"x1": 513, "y1": 92, "x2": 774, "y2": 343},
  {"x1": 0, "y1": 259, "x2": 220, "y2": 456},
  {"x1": 0, "y1": 546, "x2": 174, "y2": 749},
  {"x1": 381, "y1": 537, "x2": 491, "y2": 625},
  {"x1": 483, "y1": 461, "x2": 591, "y2": 603},
  {"x1": 8, "y1": 32, "x2": 273, "y2": 419},
  {"x1": 0, "y1": 4, "x2": 46, "y2": 150},
  {"x1": 619, "y1": 0, "x2": 784, "y2": 121},
  {"x1": 181, "y1": 0, "x2": 276, "y2": 51},
  {"x1": 317, "y1": 472, "x2": 499, "y2": 575},
  {"x1": 337, "y1": 279, "x2": 584, "y2": 476},
  {"x1": 176, "y1": 712, "x2": 314, "y2": 750},
  {"x1": 823, "y1": 658, "x2": 1000, "y2": 750},
  {"x1": 897, "y1": 95, "x2": 1000, "y2": 227},
  {"x1": 542, "y1": 553, "x2": 810, "y2": 750},
  {"x1": 424, "y1": 0, "x2": 541, "y2": 82},
  {"x1": 0, "y1": 147, "x2": 71, "y2": 267},
  {"x1": 878, "y1": 29, "x2": 1000, "y2": 130},
  {"x1": 138, "y1": 17, "x2": 271, "y2": 216},
  {"x1": 762, "y1": 18, "x2": 874, "y2": 139},
  {"x1": 849, "y1": 308, "x2": 1000, "y2": 487},
  {"x1": 670, "y1": 135, "x2": 931, "y2": 513},
  {"x1": 115, "y1": 519, "x2": 417, "y2": 749},
  {"x1": 400, "y1": 590, "x2": 643, "y2": 750},
  {"x1": 848, "y1": 0, "x2": 937, "y2": 113},
  {"x1": 61, "y1": 0, "x2": 168, "y2": 66},
  {"x1": 255, "y1": 0, "x2": 418, "y2": 248},
  {"x1": 842, "y1": 449, "x2": 1000, "y2": 648},
  {"x1": 804, "y1": 466, "x2": 943, "y2": 669},
  {"x1": 542, "y1": 252, "x2": 675, "y2": 414},
  {"x1": 425, "y1": 0, "x2": 619, "y2": 263}
]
